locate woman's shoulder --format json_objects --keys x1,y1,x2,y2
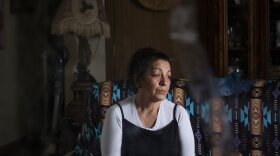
[
  {"x1": 162, "y1": 98, "x2": 175, "y2": 106},
  {"x1": 162, "y1": 99, "x2": 185, "y2": 111},
  {"x1": 107, "y1": 95, "x2": 134, "y2": 109},
  {"x1": 119, "y1": 95, "x2": 134, "y2": 104},
  {"x1": 118, "y1": 95, "x2": 135, "y2": 110},
  {"x1": 106, "y1": 95, "x2": 135, "y2": 117},
  {"x1": 162, "y1": 99, "x2": 189, "y2": 118}
]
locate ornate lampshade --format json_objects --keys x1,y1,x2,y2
[
  {"x1": 51, "y1": 0, "x2": 110, "y2": 38},
  {"x1": 51, "y1": 0, "x2": 110, "y2": 83}
]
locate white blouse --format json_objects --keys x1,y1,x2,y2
[{"x1": 101, "y1": 95, "x2": 195, "y2": 156}]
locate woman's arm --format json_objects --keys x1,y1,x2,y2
[
  {"x1": 177, "y1": 106, "x2": 195, "y2": 156},
  {"x1": 101, "y1": 106, "x2": 122, "y2": 156}
]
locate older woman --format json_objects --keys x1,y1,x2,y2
[{"x1": 101, "y1": 48, "x2": 195, "y2": 156}]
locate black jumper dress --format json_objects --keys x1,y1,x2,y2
[{"x1": 116, "y1": 103, "x2": 182, "y2": 156}]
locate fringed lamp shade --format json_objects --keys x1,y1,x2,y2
[
  {"x1": 50, "y1": 0, "x2": 110, "y2": 83},
  {"x1": 51, "y1": 0, "x2": 110, "y2": 38}
]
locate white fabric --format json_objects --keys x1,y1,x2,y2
[{"x1": 101, "y1": 95, "x2": 195, "y2": 156}]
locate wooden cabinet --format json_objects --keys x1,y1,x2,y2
[{"x1": 204, "y1": 0, "x2": 280, "y2": 79}]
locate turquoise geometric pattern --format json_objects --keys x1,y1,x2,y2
[
  {"x1": 94, "y1": 123, "x2": 102, "y2": 141},
  {"x1": 262, "y1": 105, "x2": 271, "y2": 128},
  {"x1": 240, "y1": 102, "x2": 249, "y2": 128},
  {"x1": 200, "y1": 100, "x2": 210, "y2": 125},
  {"x1": 166, "y1": 90, "x2": 173, "y2": 102},
  {"x1": 91, "y1": 83, "x2": 101, "y2": 100},
  {"x1": 112, "y1": 83, "x2": 121, "y2": 103},
  {"x1": 185, "y1": 96, "x2": 194, "y2": 117},
  {"x1": 224, "y1": 104, "x2": 232, "y2": 122}
]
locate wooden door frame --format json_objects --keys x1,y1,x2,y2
[
  {"x1": 105, "y1": 0, "x2": 115, "y2": 80},
  {"x1": 259, "y1": 0, "x2": 269, "y2": 79}
]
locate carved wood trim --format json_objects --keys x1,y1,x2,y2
[
  {"x1": 215, "y1": 0, "x2": 227, "y2": 77},
  {"x1": 259, "y1": 0, "x2": 269, "y2": 79},
  {"x1": 248, "y1": 0, "x2": 259, "y2": 79},
  {"x1": 220, "y1": 0, "x2": 228, "y2": 77}
]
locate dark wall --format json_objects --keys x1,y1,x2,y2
[{"x1": 0, "y1": 0, "x2": 61, "y2": 146}]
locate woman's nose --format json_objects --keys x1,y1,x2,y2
[{"x1": 159, "y1": 76, "x2": 167, "y2": 86}]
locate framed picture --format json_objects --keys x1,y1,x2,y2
[{"x1": 10, "y1": 0, "x2": 36, "y2": 14}]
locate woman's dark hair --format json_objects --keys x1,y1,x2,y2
[{"x1": 127, "y1": 47, "x2": 172, "y2": 82}]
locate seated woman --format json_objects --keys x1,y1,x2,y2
[{"x1": 101, "y1": 48, "x2": 195, "y2": 156}]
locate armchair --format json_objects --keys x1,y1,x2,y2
[{"x1": 72, "y1": 78, "x2": 280, "y2": 156}]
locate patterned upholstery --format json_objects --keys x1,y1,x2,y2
[{"x1": 73, "y1": 79, "x2": 280, "y2": 156}]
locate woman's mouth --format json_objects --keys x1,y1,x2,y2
[{"x1": 157, "y1": 90, "x2": 167, "y2": 94}]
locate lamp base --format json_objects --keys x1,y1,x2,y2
[
  {"x1": 66, "y1": 35, "x2": 97, "y2": 124},
  {"x1": 66, "y1": 81, "x2": 94, "y2": 124}
]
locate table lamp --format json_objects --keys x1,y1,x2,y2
[
  {"x1": 50, "y1": 0, "x2": 110, "y2": 124},
  {"x1": 51, "y1": 0, "x2": 110, "y2": 82}
]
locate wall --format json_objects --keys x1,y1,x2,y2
[
  {"x1": 0, "y1": 0, "x2": 19, "y2": 146},
  {"x1": 0, "y1": 1, "x2": 46, "y2": 145},
  {"x1": 88, "y1": 36, "x2": 106, "y2": 82}
]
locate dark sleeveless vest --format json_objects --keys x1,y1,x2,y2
[{"x1": 116, "y1": 103, "x2": 182, "y2": 156}]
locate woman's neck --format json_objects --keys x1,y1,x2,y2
[
  {"x1": 135, "y1": 93, "x2": 161, "y2": 111},
  {"x1": 135, "y1": 94, "x2": 161, "y2": 128}
]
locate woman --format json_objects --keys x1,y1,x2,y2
[{"x1": 101, "y1": 48, "x2": 195, "y2": 156}]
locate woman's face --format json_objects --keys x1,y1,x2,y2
[{"x1": 137, "y1": 59, "x2": 171, "y2": 102}]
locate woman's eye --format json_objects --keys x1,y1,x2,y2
[{"x1": 152, "y1": 74, "x2": 161, "y2": 78}]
